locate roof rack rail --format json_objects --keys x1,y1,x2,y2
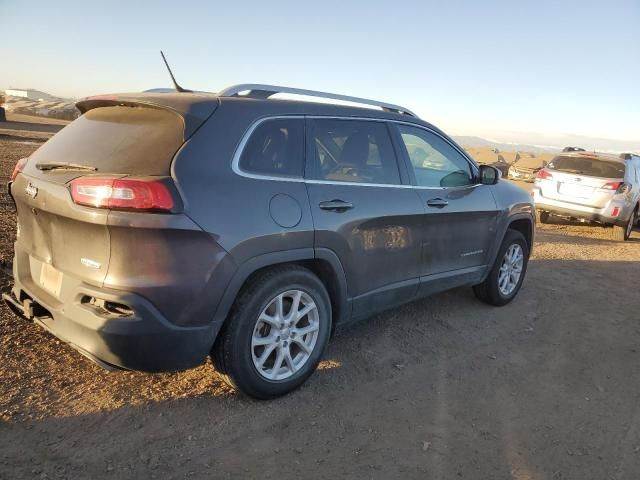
[{"x1": 217, "y1": 84, "x2": 417, "y2": 117}]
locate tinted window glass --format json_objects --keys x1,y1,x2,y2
[
  {"x1": 239, "y1": 118, "x2": 304, "y2": 177},
  {"x1": 397, "y1": 125, "x2": 473, "y2": 187},
  {"x1": 309, "y1": 119, "x2": 401, "y2": 185},
  {"x1": 515, "y1": 156, "x2": 547, "y2": 168},
  {"x1": 27, "y1": 106, "x2": 184, "y2": 176},
  {"x1": 547, "y1": 156, "x2": 624, "y2": 178}
]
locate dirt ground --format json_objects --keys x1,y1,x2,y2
[{"x1": 0, "y1": 132, "x2": 639, "y2": 479}]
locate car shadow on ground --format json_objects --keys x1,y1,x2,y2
[
  {"x1": 536, "y1": 229, "x2": 640, "y2": 245},
  {"x1": 2, "y1": 258, "x2": 640, "y2": 479},
  {"x1": 536, "y1": 218, "x2": 640, "y2": 245}
]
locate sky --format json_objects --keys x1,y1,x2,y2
[{"x1": 1, "y1": 0, "x2": 638, "y2": 147}]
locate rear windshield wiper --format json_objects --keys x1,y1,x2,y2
[{"x1": 36, "y1": 162, "x2": 98, "y2": 172}]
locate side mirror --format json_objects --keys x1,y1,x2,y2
[{"x1": 479, "y1": 165, "x2": 499, "y2": 185}]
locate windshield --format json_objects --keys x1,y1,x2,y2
[
  {"x1": 547, "y1": 155, "x2": 624, "y2": 178},
  {"x1": 515, "y1": 156, "x2": 546, "y2": 168}
]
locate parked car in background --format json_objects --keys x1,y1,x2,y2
[
  {"x1": 476, "y1": 155, "x2": 510, "y2": 177},
  {"x1": 533, "y1": 152, "x2": 640, "y2": 240},
  {"x1": 508, "y1": 156, "x2": 549, "y2": 182},
  {"x1": 3, "y1": 84, "x2": 535, "y2": 398}
]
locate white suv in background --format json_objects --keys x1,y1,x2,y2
[{"x1": 532, "y1": 152, "x2": 640, "y2": 241}]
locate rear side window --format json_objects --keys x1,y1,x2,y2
[
  {"x1": 547, "y1": 155, "x2": 625, "y2": 178},
  {"x1": 308, "y1": 119, "x2": 401, "y2": 185},
  {"x1": 28, "y1": 106, "x2": 184, "y2": 175},
  {"x1": 239, "y1": 118, "x2": 304, "y2": 177}
]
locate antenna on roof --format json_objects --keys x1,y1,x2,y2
[{"x1": 160, "y1": 51, "x2": 191, "y2": 93}]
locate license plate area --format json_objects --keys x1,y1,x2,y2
[
  {"x1": 559, "y1": 182, "x2": 593, "y2": 199},
  {"x1": 39, "y1": 263, "x2": 63, "y2": 298}
]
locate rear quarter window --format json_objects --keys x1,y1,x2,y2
[{"x1": 238, "y1": 118, "x2": 304, "y2": 178}]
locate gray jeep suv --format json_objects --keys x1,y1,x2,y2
[{"x1": 3, "y1": 85, "x2": 534, "y2": 398}]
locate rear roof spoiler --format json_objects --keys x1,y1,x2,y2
[{"x1": 76, "y1": 92, "x2": 219, "y2": 138}]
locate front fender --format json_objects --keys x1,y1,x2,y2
[{"x1": 483, "y1": 202, "x2": 535, "y2": 281}]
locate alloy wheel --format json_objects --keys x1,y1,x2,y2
[
  {"x1": 251, "y1": 290, "x2": 319, "y2": 381},
  {"x1": 498, "y1": 244, "x2": 524, "y2": 296}
]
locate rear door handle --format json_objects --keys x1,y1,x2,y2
[
  {"x1": 319, "y1": 200, "x2": 354, "y2": 211},
  {"x1": 426, "y1": 198, "x2": 449, "y2": 208}
]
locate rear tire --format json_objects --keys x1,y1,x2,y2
[
  {"x1": 212, "y1": 265, "x2": 331, "y2": 399},
  {"x1": 611, "y1": 209, "x2": 635, "y2": 241},
  {"x1": 473, "y1": 229, "x2": 530, "y2": 306},
  {"x1": 537, "y1": 211, "x2": 550, "y2": 224}
]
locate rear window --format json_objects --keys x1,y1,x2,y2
[
  {"x1": 28, "y1": 106, "x2": 184, "y2": 175},
  {"x1": 547, "y1": 155, "x2": 625, "y2": 178}
]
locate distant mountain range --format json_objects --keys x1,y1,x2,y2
[
  {"x1": 2, "y1": 88, "x2": 78, "y2": 121},
  {"x1": 454, "y1": 134, "x2": 639, "y2": 155},
  {"x1": 453, "y1": 136, "x2": 560, "y2": 154},
  {"x1": 2, "y1": 86, "x2": 637, "y2": 154}
]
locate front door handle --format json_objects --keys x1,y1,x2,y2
[
  {"x1": 426, "y1": 198, "x2": 449, "y2": 208},
  {"x1": 319, "y1": 199, "x2": 354, "y2": 211}
]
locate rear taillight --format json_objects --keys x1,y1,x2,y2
[
  {"x1": 601, "y1": 181, "x2": 621, "y2": 190},
  {"x1": 536, "y1": 169, "x2": 553, "y2": 180},
  {"x1": 601, "y1": 182, "x2": 630, "y2": 194},
  {"x1": 10, "y1": 158, "x2": 28, "y2": 182},
  {"x1": 70, "y1": 177, "x2": 174, "y2": 212}
]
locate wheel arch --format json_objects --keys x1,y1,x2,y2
[
  {"x1": 209, "y1": 248, "x2": 350, "y2": 345},
  {"x1": 481, "y1": 212, "x2": 534, "y2": 284},
  {"x1": 508, "y1": 216, "x2": 533, "y2": 251},
  {"x1": 298, "y1": 248, "x2": 350, "y2": 334}
]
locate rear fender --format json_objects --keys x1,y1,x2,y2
[
  {"x1": 209, "y1": 247, "x2": 351, "y2": 341},
  {"x1": 210, "y1": 249, "x2": 314, "y2": 331}
]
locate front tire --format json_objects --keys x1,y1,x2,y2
[
  {"x1": 473, "y1": 229, "x2": 530, "y2": 306},
  {"x1": 212, "y1": 265, "x2": 331, "y2": 399}
]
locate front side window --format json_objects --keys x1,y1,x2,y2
[
  {"x1": 309, "y1": 119, "x2": 401, "y2": 185},
  {"x1": 239, "y1": 118, "x2": 304, "y2": 177},
  {"x1": 396, "y1": 125, "x2": 473, "y2": 188}
]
